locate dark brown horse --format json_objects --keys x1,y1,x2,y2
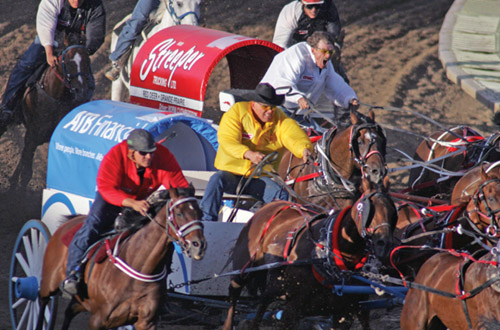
[
  {"x1": 36, "y1": 186, "x2": 206, "y2": 329},
  {"x1": 8, "y1": 33, "x2": 94, "y2": 190},
  {"x1": 400, "y1": 247, "x2": 500, "y2": 330},
  {"x1": 222, "y1": 176, "x2": 397, "y2": 330},
  {"x1": 392, "y1": 165, "x2": 500, "y2": 280},
  {"x1": 278, "y1": 109, "x2": 387, "y2": 210},
  {"x1": 408, "y1": 126, "x2": 500, "y2": 198}
]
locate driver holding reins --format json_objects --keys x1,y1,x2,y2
[
  {"x1": 200, "y1": 83, "x2": 313, "y2": 222},
  {"x1": 0, "y1": 0, "x2": 105, "y2": 131},
  {"x1": 62, "y1": 129, "x2": 189, "y2": 296}
]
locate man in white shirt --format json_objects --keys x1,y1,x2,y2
[{"x1": 261, "y1": 31, "x2": 358, "y2": 127}]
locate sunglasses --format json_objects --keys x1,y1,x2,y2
[
  {"x1": 138, "y1": 150, "x2": 154, "y2": 156},
  {"x1": 258, "y1": 103, "x2": 275, "y2": 111},
  {"x1": 316, "y1": 48, "x2": 335, "y2": 55},
  {"x1": 305, "y1": 4, "x2": 322, "y2": 10}
]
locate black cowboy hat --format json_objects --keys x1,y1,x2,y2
[{"x1": 225, "y1": 83, "x2": 284, "y2": 106}]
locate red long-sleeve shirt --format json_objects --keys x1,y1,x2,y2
[{"x1": 97, "y1": 140, "x2": 188, "y2": 206}]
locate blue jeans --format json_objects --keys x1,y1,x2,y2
[
  {"x1": 66, "y1": 192, "x2": 121, "y2": 275},
  {"x1": 2, "y1": 37, "x2": 46, "y2": 110},
  {"x1": 200, "y1": 171, "x2": 289, "y2": 221},
  {"x1": 110, "y1": 0, "x2": 160, "y2": 62}
]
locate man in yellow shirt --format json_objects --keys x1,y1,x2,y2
[{"x1": 200, "y1": 83, "x2": 313, "y2": 221}]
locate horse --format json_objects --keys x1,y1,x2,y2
[
  {"x1": 400, "y1": 245, "x2": 500, "y2": 330},
  {"x1": 451, "y1": 161, "x2": 500, "y2": 205},
  {"x1": 6, "y1": 33, "x2": 94, "y2": 191},
  {"x1": 391, "y1": 164, "x2": 500, "y2": 280},
  {"x1": 110, "y1": 0, "x2": 202, "y2": 102},
  {"x1": 222, "y1": 176, "x2": 397, "y2": 330},
  {"x1": 36, "y1": 186, "x2": 206, "y2": 329},
  {"x1": 407, "y1": 126, "x2": 500, "y2": 198},
  {"x1": 278, "y1": 109, "x2": 387, "y2": 211}
]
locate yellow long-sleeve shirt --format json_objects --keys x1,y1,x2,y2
[{"x1": 214, "y1": 101, "x2": 313, "y2": 176}]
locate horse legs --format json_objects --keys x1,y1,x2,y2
[
  {"x1": 61, "y1": 298, "x2": 82, "y2": 330},
  {"x1": 9, "y1": 127, "x2": 38, "y2": 190},
  {"x1": 222, "y1": 279, "x2": 243, "y2": 330}
]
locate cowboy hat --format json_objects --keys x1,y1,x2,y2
[{"x1": 224, "y1": 83, "x2": 284, "y2": 106}]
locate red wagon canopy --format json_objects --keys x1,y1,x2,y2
[{"x1": 130, "y1": 25, "x2": 282, "y2": 116}]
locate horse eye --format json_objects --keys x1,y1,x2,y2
[{"x1": 176, "y1": 1, "x2": 183, "y2": 7}]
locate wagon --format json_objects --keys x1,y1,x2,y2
[{"x1": 9, "y1": 26, "x2": 407, "y2": 329}]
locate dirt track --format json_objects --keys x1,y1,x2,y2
[{"x1": 0, "y1": 0, "x2": 497, "y2": 328}]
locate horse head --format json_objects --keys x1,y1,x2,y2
[
  {"x1": 466, "y1": 164, "x2": 500, "y2": 240},
  {"x1": 162, "y1": 184, "x2": 206, "y2": 260},
  {"x1": 57, "y1": 44, "x2": 94, "y2": 103},
  {"x1": 162, "y1": 0, "x2": 201, "y2": 26},
  {"x1": 351, "y1": 176, "x2": 397, "y2": 261},
  {"x1": 348, "y1": 109, "x2": 387, "y2": 184}
]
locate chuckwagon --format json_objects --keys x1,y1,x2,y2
[{"x1": 9, "y1": 25, "x2": 409, "y2": 329}]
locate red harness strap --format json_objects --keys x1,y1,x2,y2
[
  {"x1": 240, "y1": 202, "x2": 317, "y2": 275},
  {"x1": 330, "y1": 206, "x2": 370, "y2": 271}
]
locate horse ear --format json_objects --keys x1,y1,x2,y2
[
  {"x1": 481, "y1": 163, "x2": 489, "y2": 181},
  {"x1": 350, "y1": 110, "x2": 359, "y2": 125},
  {"x1": 169, "y1": 186, "x2": 179, "y2": 199},
  {"x1": 369, "y1": 108, "x2": 375, "y2": 122}
]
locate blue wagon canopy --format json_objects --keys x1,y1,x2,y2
[{"x1": 47, "y1": 100, "x2": 218, "y2": 199}]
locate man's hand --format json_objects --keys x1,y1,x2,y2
[
  {"x1": 349, "y1": 98, "x2": 360, "y2": 111},
  {"x1": 302, "y1": 148, "x2": 312, "y2": 163},
  {"x1": 244, "y1": 150, "x2": 266, "y2": 165},
  {"x1": 298, "y1": 97, "x2": 310, "y2": 110},
  {"x1": 44, "y1": 45, "x2": 58, "y2": 67},
  {"x1": 122, "y1": 198, "x2": 150, "y2": 216}
]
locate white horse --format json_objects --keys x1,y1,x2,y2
[{"x1": 110, "y1": 0, "x2": 202, "y2": 101}]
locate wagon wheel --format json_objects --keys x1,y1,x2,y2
[{"x1": 9, "y1": 219, "x2": 57, "y2": 329}]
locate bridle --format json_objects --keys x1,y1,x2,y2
[
  {"x1": 349, "y1": 122, "x2": 387, "y2": 177},
  {"x1": 354, "y1": 191, "x2": 394, "y2": 238},
  {"x1": 155, "y1": 196, "x2": 204, "y2": 256},
  {"x1": 166, "y1": 0, "x2": 200, "y2": 25},
  {"x1": 48, "y1": 45, "x2": 93, "y2": 97},
  {"x1": 467, "y1": 178, "x2": 500, "y2": 237}
]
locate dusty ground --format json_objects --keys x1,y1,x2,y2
[{"x1": 0, "y1": 0, "x2": 497, "y2": 328}]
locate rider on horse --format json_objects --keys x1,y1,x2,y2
[
  {"x1": 273, "y1": 0, "x2": 349, "y2": 83},
  {"x1": 62, "y1": 129, "x2": 190, "y2": 295},
  {"x1": 105, "y1": 0, "x2": 160, "y2": 81},
  {"x1": 0, "y1": 0, "x2": 105, "y2": 131},
  {"x1": 261, "y1": 31, "x2": 358, "y2": 128},
  {"x1": 199, "y1": 83, "x2": 313, "y2": 222}
]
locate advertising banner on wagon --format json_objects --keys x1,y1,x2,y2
[
  {"x1": 129, "y1": 25, "x2": 281, "y2": 116},
  {"x1": 42, "y1": 100, "x2": 218, "y2": 233}
]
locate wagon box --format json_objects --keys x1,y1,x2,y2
[{"x1": 41, "y1": 99, "x2": 243, "y2": 296}]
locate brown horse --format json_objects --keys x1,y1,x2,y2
[
  {"x1": 8, "y1": 33, "x2": 94, "y2": 190},
  {"x1": 400, "y1": 247, "x2": 500, "y2": 330},
  {"x1": 222, "y1": 176, "x2": 397, "y2": 330},
  {"x1": 392, "y1": 165, "x2": 500, "y2": 280},
  {"x1": 278, "y1": 109, "x2": 387, "y2": 211},
  {"x1": 451, "y1": 161, "x2": 500, "y2": 205},
  {"x1": 36, "y1": 186, "x2": 206, "y2": 329},
  {"x1": 408, "y1": 126, "x2": 500, "y2": 198}
]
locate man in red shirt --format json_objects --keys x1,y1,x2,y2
[{"x1": 61, "y1": 128, "x2": 188, "y2": 295}]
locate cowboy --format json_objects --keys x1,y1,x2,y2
[
  {"x1": 104, "y1": 0, "x2": 160, "y2": 81},
  {"x1": 200, "y1": 83, "x2": 313, "y2": 222},
  {"x1": 61, "y1": 129, "x2": 189, "y2": 295},
  {"x1": 261, "y1": 31, "x2": 358, "y2": 128},
  {"x1": 0, "y1": 0, "x2": 105, "y2": 130}
]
